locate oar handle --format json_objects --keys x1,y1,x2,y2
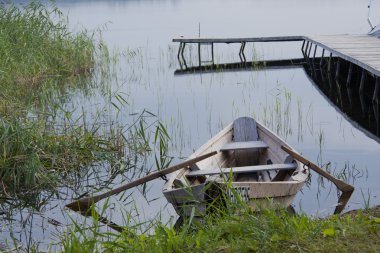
[
  {"x1": 281, "y1": 146, "x2": 354, "y2": 192},
  {"x1": 66, "y1": 151, "x2": 218, "y2": 213}
]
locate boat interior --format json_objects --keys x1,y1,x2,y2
[{"x1": 173, "y1": 117, "x2": 304, "y2": 189}]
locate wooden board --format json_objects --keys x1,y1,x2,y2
[
  {"x1": 186, "y1": 163, "x2": 297, "y2": 177},
  {"x1": 233, "y1": 117, "x2": 259, "y2": 167},
  {"x1": 173, "y1": 36, "x2": 304, "y2": 43},
  {"x1": 220, "y1": 140, "x2": 269, "y2": 151},
  {"x1": 306, "y1": 34, "x2": 380, "y2": 77}
]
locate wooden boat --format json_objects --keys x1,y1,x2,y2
[{"x1": 163, "y1": 117, "x2": 309, "y2": 217}]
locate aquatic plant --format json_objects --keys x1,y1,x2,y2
[
  {"x1": 0, "y1": 1, "x2": 94, "y2": 92},
  {"x1": 0, "y1": 1, "x2": 127, "y2": 195}
]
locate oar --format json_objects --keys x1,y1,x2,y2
[
  {"x1": 281, "y1": 146, "x2": 354, "y2": 214},
  {"x1": 65, "y1": 151, "x2": 217, "y2": 215}
]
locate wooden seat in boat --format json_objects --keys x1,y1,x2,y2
[
  {"x1": 220, "y1": 140, "x2": 268, "y2": 151},
  {"x1": 186, "y1": 163, "x2": 297, "y2": 177}
]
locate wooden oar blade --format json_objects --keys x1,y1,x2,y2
[
  {"x1": 334, "y1": 189, "x2": 354, "y2": 214},
  {"x1": 65, "y1": 196, "x2": 94, "y2": 215},
  {"x1": 281, "y1": 145, "x2": 355, "y2": 214}
]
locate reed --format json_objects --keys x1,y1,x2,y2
[
  {"x1": 0, "y1": 2, "x2": 128, "y2": 195},
  {"x1": 0, "y1": 1, "x2": 94, "y2": 90}
]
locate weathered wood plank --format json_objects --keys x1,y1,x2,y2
[
  {"x1": 306, "y1": 34, "x2": 380, "y2": 77},
  {"x1": 220, "y1": 141, "x2": 269, "y2": 151},
  {"x1": 233, "y1": 117, "x2": 258, "y2": 142},
  {"x1": 186, "y1": 163, "x2": 297, "y2": 177},
  {"x1": 172, "y1": 34, "x2": 380, "y2": 78},
  {"x1": 173, "y1": 36, "x2": 304, "y2": 43}
]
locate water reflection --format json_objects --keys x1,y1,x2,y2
[
  {"x1": 175, "y1": 59, "x2": 305, "y2": 75},
  {"x1": 303, "y1": 59, "x2": 380, "y2": 144},
  {"x1": 177, "y1": 54, "x2": 380, "y2": 146}
]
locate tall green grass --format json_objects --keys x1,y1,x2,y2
[
  {"x1": 0, "y1": 1, "x2": 94, "y2": 89},
  {"x1": 0, "y1": 117, "x2": 125, "y2": 193},
  {"x1": 58, "y1": 199, "x2": 380, "y2": 252},
  {"x1": 0, "y1": 2, "x2": 127, "y2": 195}
]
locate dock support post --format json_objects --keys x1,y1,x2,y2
[
  {"x1": 211, "y1": 43, "x2": 214, "y2": 64},
  {"x1": 304, "y1": 41, "x2": 309, "y2": 58},
  {"x1": 177, "y1": 42, "x2": 183, "y2": 60},
  {"x1": 313, "y1": 44, "x2": 317, "y2": 64},
  {"x1": 346, "y1": 63, "x2": 353, "y2": 87},
  {"x1": 301, "y1": 40, "x2": 305, "y2": 55},
  {"x1": 373, "y1": 76, "x2": 380, "y2": 102},
  {"x1": 320, "y1": 49, "x2": 325, "y2": 67},
  {"x1": 198, "y1": 42, "x2": 201, "y2": 67},
  {"x1": 239, "y1": 42, "x2": 246, "y2": 62},
  {"x1": 359, "y1": 69, "x2": 366, "y2": 93},
  {"x1": 328, "y1": 53, "x2": 333, "y2": 73},
  {"x1": 335, "y1": 59, "x2": 340, "y2": 78},
  {"x1": 181, "y1": 43, "x2": 186, "y2": 59},
  {"x1": 307, "y1": 43, "x2": 312, "y2": 59}
]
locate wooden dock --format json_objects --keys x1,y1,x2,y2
[
  {"x1": 173, "y1": 34, "x2": 380, "y2": 101},
  {"x1": 173, "y1": 36, "x2": 304, "y2": 65},
  {"x1": 305, "y1": 35, "x2": 380, "y2": 77}
]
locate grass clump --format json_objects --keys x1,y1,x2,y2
[
  {"x1": 0, "y1": 117, "x2": 124, "y2": 193},
  {"x1": 0, "y1": 1, "x2": 94, "y2": 90},
  {"x1": 58, "y1": 206, "x2": 380, "y2": 253},
  {"x1": 0, "y1": 1, "x2": 127, "y2": 195}
]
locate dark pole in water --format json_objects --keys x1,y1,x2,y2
[
  {"x1": 320, "y1": 49, "x2": 325, "y2": 67},
  {"x1": 328, "y1": 53, "x2": 333, "y2": 72}
]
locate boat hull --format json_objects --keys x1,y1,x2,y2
[{"x1": 163, "y1": 117, "x2": 309, "y2": 217}]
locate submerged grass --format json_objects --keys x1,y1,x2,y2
[{"x1": 0, "y1": 117, "x2": 124, "y2": 193}]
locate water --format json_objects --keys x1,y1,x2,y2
[{"x1": 2, "y1": 0, "x2": 380, "y2": 250}]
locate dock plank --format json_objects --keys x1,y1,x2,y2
[
  {"x1": 173, "y1": 36, "x2": 304, "y2": 43},
  {"x1": 172, "y1": 34, "x2": 380, "y2": 78},
  {"x1": 306, "y1": 34, "x2": 380, "y2": 77}
]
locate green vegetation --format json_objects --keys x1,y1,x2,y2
[
  {"x1": 59, "y1": 205, "x2": 380, "y2": 253},
  {"x1": 0, "y1": 2, "x2": 125, "y2": 194},
  {"x1": 0, "y1": 1, "x2": 94, "y2": 103}
]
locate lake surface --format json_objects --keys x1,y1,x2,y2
[{"x1": 2, "y1": 0, "x2": 380, "y2": 250}]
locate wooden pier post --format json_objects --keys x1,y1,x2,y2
[
  {"x1": 307, "y1": 43, "x2": 312, "y2": 59},
  {"x1": 177, "y1": 42, "x2": 183, "y2": 60},
  {"x1": 320, "y1": 49, "x2": 325, "y2": 67},
  {"x1": 328, "y1": 53, "x2": 333, "y2": 73},
  {"x1": 198, "y1": 43, "x2": 201, "y2": 67},
  {"x1": 304, "y1": 41, "x2": 309, "y2": 58},
  {"x1": 301, "y1": 40, "x2": 305, "y2": 55},
  {"x1": 211, "y1": 43, "x2": 214, "y2": 64},
  {"x1": 313, "y1": 44, "x2": 317, "y2": 64}
]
